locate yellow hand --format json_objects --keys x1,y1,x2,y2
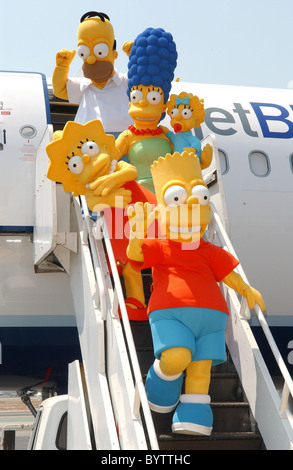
[
  {"x1": 127, "y1": 202, "x2": 156, "y2": 262},
  {"x1": 200, "y1": 143, "x2": 213, "y2": 170},
  {"x1": 85, "y1": 187, "x2": 132, "y2": 211},
  {"x1": 122, "y1": 41, "x2": 133, "y2": 57},
  {"x1": 88, "y1": 163, "x2": 137, "y2": 197},
  {"x1": 53, "y1": 50, "x2": 76, "y2": 100},
  {"x1": 55, "y1": 49, "x2": 76, "y2": 67},
  {"x1": 223, "y1": 271, "x2": 265, "y2": 311}
]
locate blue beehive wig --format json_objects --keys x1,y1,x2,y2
[{"x1": 127, "y1": 27, "x2": 177, "y2": 104}]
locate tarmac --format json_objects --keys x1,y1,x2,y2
[{"x1": 0, "y1": 396, "x2": 42, "y2": 450}]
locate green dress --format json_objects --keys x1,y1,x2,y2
[{"x1": 128, "y1": 137, "x2": 172, "y2": 193}]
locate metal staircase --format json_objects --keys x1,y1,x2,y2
[
  {"x1": 131, "y1": 320, "x2": 264, "y2": 450},
  {"x1": 33, "y1": 100, "x2": 293, "y2": 450}
]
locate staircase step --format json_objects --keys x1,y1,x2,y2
[
  {"x1": 129, "y1": 316, "x2": 264, "y2": 450},
  {"x1": 157, "y1": 431, "x2": 263, "y2": 450},
  {"x1": 151, "y1": 401, "x2": 253, "y2": 435},
  {"x1": 210, "y1": 373, "x2": 243, "y2": 402}
]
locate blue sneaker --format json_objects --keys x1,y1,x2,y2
[
  {"x1": 145, "y1": 361, "x2": 183, "y2": 413},
  {"x1": 172, "y1": 394, "x2": 213, "y2": 435}
]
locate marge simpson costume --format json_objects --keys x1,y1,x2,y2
[
  {"x1": 115, "y1": 27, "x2": 177, "y2": 192},
  {"x1": 127, "y1": 151, "x2": 265, "y2": 435}
]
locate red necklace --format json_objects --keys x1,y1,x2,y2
[{"x1": 128, "y1": 125, "x2": 163, "y2": 136}]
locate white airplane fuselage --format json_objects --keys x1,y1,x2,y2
[{"x1": 0, "y1": 72, "x2": 292, "y2": 390}]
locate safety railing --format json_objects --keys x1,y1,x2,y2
[
  {"x1": 79, "y1": 188, "x2": 292, "y2": 447},
  {"x1": 79, "y1": 196, "x2": 159, "y2": 450},
  {"x1": 209, "y1": 202, "x2": 293, "y2": 421}
]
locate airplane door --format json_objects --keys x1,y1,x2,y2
[{"x1": 0, "y1": 72, "x2": 50, "y2": 228}]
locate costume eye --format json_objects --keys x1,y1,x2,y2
[
  {"x1": 181, "y1": 108, "x2": 193, "y2": 119},
  {"x1": 77, "y1": 45, "x2": 90, "y2": 60},
  {"x1": 191, "y1": 185, "x2": 210, "y2": 205},
  {"x1": 81, "y1": 141, "x2": 100, "y2": 156},
  {"x1": 93, "y1": 43, "x2": 109, "y2": 59},
  {"x1": 170, "y1": 108, "x2": 179, "y2": 118},
  {"x1": 130, "y1": 89, "x2": 143, "y2": 103},
  {"x1": 147, "y1": 90, "x2": 162, "y2": 105},
  {"x1": 67, "y1": 156, "x2": 84, "y2": 174},
  {"x1": 164, "y1": 185, "x2": 188, "y2": 206}
]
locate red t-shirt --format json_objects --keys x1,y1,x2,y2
[{"x1": 130, "y1": 238, "x2": 239, "y2": 315}]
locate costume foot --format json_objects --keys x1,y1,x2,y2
[
  {"x1": 145, "y1": 360, "x2": 183, "y2": 413},
  {"x1": 119, "y1": 298, "x2": 148, "y2": 321},
  {"x1": 172, "y1": 394, "x2": 213, "y2": 436},
  {"x1": 125, "y1": 297, "x2": 148, "y2": 321}
]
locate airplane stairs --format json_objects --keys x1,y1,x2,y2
[
  {"x1": 101, "y1": 193, "x2": 293, "y2": 450},
  {"x1": 34, "y1": 119, "x2": 293, "y2": 450},
  {"x1": 131, "y1": 318, "x2": 264, "y2": 450}
]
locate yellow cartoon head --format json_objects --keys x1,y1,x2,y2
[
  {"x1": 151, "y1": 151, "x2": 211, "y2": 243},
  {"x1": 46, "y1": 120, "x2": 119, "y2": 196},
  {"x1": 77, "y1": 12, "x2": 118, "y2": 84},
  {"x1": 167, "y1": 92, "x2": 205, "y2": 133},
  {"x1": 128, "y1": 85, "x2": 167, "y2": 130}
]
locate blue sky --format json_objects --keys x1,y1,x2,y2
[{"x1": 1, "y1": 0, "x2": 293, "y2": 89}]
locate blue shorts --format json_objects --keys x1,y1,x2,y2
[{"x1": 149, "y1": 307, "x2": 227, "y2": 366}]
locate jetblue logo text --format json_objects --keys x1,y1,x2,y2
[{"x1": 194, "y1": 102, "x2": 293, "y2": 139}]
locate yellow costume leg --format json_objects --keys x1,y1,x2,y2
[
  {"x1": 159, "y1": 347, "x2": 191, "y2": 376},
  {"x1": 146, "y1": 347, "x2": 191, "y2": 413},
  {"x1": 185, "y1": 360, "x2": 212, "y2": 395},
  {"x1": 172, "y1": 360, "x2": 213, "y2": 435},
  {"x1": 122, "y1": 261, "x2": 145, "y2": 306}
]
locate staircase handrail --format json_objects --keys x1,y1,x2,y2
[
  {"x1": 210, "y1": 202, "x2": 293, "y2": 417},
  {"x1": 80, "y1": 197, "x2": 159, "y2": 450}
]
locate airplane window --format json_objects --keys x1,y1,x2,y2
[
  {"x1": 218, "y1": 148, "x2": 229, "y2": 175},
  {"x1": 248, "y1": 150, "x2": 271, "y2": 177}
]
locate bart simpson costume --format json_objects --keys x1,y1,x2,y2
[{"x1": 127, "y1": 151, "x2": 265, "y2": 435}]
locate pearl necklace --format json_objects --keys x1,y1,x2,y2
[{"x1": 128, "y1": 125, "x2": 163, "y2": 136}]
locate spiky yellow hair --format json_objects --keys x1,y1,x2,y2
[
  {"x1": 151, "y1": 151, "x2": 203, "y2": 199},
  {"x1": 46, "y1": 119, "x2": 119, "y2": 194}
]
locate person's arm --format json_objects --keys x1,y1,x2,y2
[
  {"x1": 52, "y1": 49, "x2": 76, "y2": 100},
  {"x1": 115, "y1": 131, "x2": 131, "y2": 160},
  {"x1": 223, "y1": 271, "x2": 265, "y2": 311},
  {"x1": 127, "y1": 202, "x2": 156, "y2": 263},
  {"x1": 88, "y1": 161, "x2": 137, "y2": 197}
]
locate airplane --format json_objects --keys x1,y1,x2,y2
[{"x1": 0, "y1": 70, "x2": 292, "y2": 401}]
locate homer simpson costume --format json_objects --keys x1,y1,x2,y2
[
  {"x1": 52, "y1": 12, "x2": 132, "y2": 132},
  {"x1": 126, "y1": 151, "x2": 265, "y2": 435}
]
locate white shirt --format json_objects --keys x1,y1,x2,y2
[{"x1": 66, "y1": 71, "x2": 132, "y2": 132}]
